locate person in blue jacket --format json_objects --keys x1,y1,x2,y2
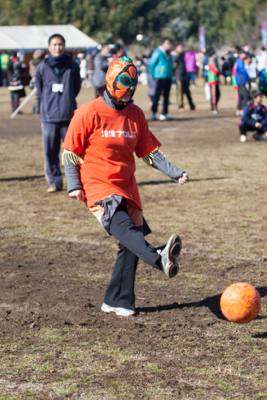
[
  {"x1": 235, "y1": 49, "x2": 250, "y2": 112},
  {"x1": 35, "y1": 33, "x2": 81, "y2": 193},
  {"x1": 149, "y1": 38, "x2": 173, "y2": 121},
  {"x1": 259, "y1": 60, "x2": 267, "y2": 97},
  {"x1": 239, "y1": 89, "x2": 267, "y2": 142}
]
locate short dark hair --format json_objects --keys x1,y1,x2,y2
[
  {"x1": 114, "y1": 43, "x2": 123, "y2": 53},
  {"x1": 161, "y1": 37, "x2": 171, "y2": 44},
  {"x1": 238, "y1": 48, "x2": 247, "y2": 55},
  {"x1": 207, "y1": 47, "x2": 215, "y2": 57},
  {"x1": 48, "y1": 34, "x2": 65, "y2": 45},
  {"x1": 251, "y1": 89, "x2": 262, "y2": 99}
]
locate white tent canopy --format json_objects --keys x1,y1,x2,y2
[{"x1": 0, "y1": 25, "x2": 98, "y2": 51}]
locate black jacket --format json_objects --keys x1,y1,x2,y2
[
  {"x1": 35, "y1": 56, "x2": 81, "y2": 123},
  {"x1": 173, "y1": 53, "x2": 187, "y2": 81}
]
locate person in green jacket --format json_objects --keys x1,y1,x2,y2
[
  {"x1": 0, "y1": 51, "x2": 10, "y2": 87},
  {"x1": 149, "y1": 38, "x2": 173, "y2": 121}
]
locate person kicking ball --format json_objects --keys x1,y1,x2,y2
[{"x1": 62, "y1": 57, "x2": 189, "y2": 316}]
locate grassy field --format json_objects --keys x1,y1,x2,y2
[{"x1": 0, "y1": 82, "x2": 267, "y2": 400}]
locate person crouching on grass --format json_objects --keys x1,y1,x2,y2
[
  {"x1": 239, "y1": 89, "x2": 267, "y2": 143},
  {"x1": 62, "y1": 57, "x2": 189, "y2": 317}
]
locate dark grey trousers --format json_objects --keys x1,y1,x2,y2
[
  {"x1": 104, "y1": 204, "x2": 162, "y2": 311},
  {"x1": 41, "y1": 121, "x2": 69, "y2": 190}
]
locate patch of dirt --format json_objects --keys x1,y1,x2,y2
[{"x1": 1, "y1": 85, "x2": 267, "y2": 399}]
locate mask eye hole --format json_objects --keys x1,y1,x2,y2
[{"x1": 118, "y1": 74, "x2": 132, "y2": 87}]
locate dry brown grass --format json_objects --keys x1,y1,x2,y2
[{"x1": 0, "y1": 82, "x2": 267, "y2": 399}]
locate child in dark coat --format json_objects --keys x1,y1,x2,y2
[{"x1": 239, "y1": 89, "x2": 267, "y2": 142}]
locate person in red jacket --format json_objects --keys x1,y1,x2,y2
[
  {"x1": 62, "y1": 57, "x2": 189, "y2": 317},
  {"x1": 207, "y1": 48, "x2": 220, "y2": 114},
  {"x1": 231, "y1": 64, "x2": 239, "y2": 114}
]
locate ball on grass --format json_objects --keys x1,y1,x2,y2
[{"x1": 220, "y1": 282, "x2": 261, "y2": 324}]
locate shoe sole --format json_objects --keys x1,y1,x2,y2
[
  {"x1": 165, "y1": 234, "x2": 182, "y2": 278},
  {"x1": 167, "y1": 234, "x2": 182, "y2": 261},
  {"x1": 101, "y1": 303, "x2": 135, "y2": 316},
  {"x1": 168, "y1": 260, "x2": 179, "y2": 278}
]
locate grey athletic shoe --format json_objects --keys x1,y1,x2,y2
[
  {"x1": 101, "y1": 302, "x2": 135, "y2": 316},
  {"x1": 253, "y1": 133, "x2": 266, "y2": 141},
  {"x1": 157, "y1": 234, "x2": 182, "y2": 278}
]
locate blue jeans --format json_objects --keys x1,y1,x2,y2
[{"x1": 41, "y1": 121, "x2": 69, "y2": 190}]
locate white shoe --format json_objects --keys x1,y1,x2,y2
[
  {"x1": 211, "y1": 110, "x2": 218, "y2": 114},
  {"x1": 240, "y1": 135, "x2": 247, "y2": 143},
  {"x1": 101, "y1": 303, "x2": 135, "y2": 316},
  {"x1": 156, "y1": 234, "x2": 181, "y2": 278},
  {"x1": 159, "y1": 114, "x2": 172, "y2": 121}
]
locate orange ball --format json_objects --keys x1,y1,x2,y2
[{"x1": 220, "y1": 282, "x2": 261, "y2": 324}]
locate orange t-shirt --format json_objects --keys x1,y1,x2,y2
[{"x1": 62, "y1": 97, "x2": 161, "y2": 210}]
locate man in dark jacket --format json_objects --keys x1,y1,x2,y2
[
  {"x1": 35, "y1": 34, "x2": 81, "y2": 193},
  {"x1": 239, "y1": 89, "x2": 267, "y2": 142},
  {"x1": 173, "y1": 44, "x2": 196, "y2": 112},
  {"x1": 93, "y1": 43, "x2": 110, "y2": 97}
]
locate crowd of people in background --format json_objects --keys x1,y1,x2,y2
[{"x1": 1, "y1": 38, "x2": 267, "y2": 143}]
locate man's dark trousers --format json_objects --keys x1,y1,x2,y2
[
  {"x1": 41, "y1": 121, "x2": 69, "y2": 190},
  {"x1": 238, "y1": 85, "x2": 250, "y2": 110},
  {"x1": 152, "y1": 78, "x2": 172, "y2": 115},
  {"x1": 177, "y1": 79, "x2": 195, "y2": 109}
]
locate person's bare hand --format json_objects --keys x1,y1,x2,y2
[
  {"x1": 255, "y1": 122, "x2": 262, "y2": 128},
  {"x1": 69, "y1": 190, "x2": 85, "y2": 202},
  {"x1": 178, "y1": 172, "x2": 189, "y2": 185}
]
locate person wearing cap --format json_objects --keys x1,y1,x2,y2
[
  {"x1": 35, "y1": 33, "x2": 81, "y2": 193},
  {"x1": 239, "y1": 89, "x2": 267, "y2": 142},
  {"x1": 62, "y1": 56, "x2": 189, "y2": 317},
  {"x1": 235, "y1": 49, "x2": 250, "y2": 113}
]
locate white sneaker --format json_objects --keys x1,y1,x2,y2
[
  {"x1": 240, "y1": 135, "x2": 247, "y2": 143},
  {"x1": 156, "y1": 234, "x2": 181, "y2": 278},
  {"x1": 101, "y1": 303, "x2": 135, "y2": 316},
  {"x1": 211, "y1": 110, "x2": 218, "y2": 114},
  {"x1": 159, "y1": 114, "x2": 172, "y2": 121}
]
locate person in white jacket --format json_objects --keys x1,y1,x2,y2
[
  {"x1": 78, "y1": 53, "x2": 87, "y2": 85},
  {"x1": 256, "y1": 47, "x2": 267, "y2": 73}
]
